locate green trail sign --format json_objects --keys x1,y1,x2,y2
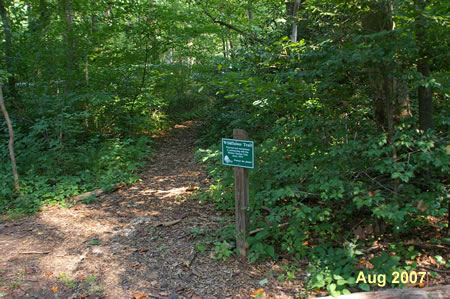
[{"x1": 222, "y1": 138, "x2": 254, "y2": 169}]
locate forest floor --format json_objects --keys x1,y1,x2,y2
[{"x1": 0, "y1": 121, "x2": 305, "y2": 299}]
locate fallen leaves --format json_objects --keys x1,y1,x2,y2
[
  {"x1": 51, "y1": 286, "x2": 58, "y2": 293},
  {"x1": 251, "y1": 288, "x2": 264, "y2": 297},
  {"x1": 185, "y1": 186, "x2": 198, "y2": 192},
  {"x1": 132, "y1": 292, "x2": 147, "y2": 299}
]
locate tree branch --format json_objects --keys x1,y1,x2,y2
[
  {"x1": 0, "y1": 86, "x2": 19, "y2": 192},
  {"x1": 202, "y1": 9, "x2": 263, "y2": 43}
]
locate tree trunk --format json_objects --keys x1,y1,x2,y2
[
  {"x1": 415, "y1": 0, "x2": 434, "y2": 131},
  {"x1": 362, "y1": 1, "x2": 412, "y2": 199},
  {"x1": 58, "y1": 0, "x2": 75, "y2": 146},
  {"x1": 61, "y1": 0, "x2": 74, "y2": 95},
  {"x1": 39, "y1": 0, "x2": 50, "y2": 29},
  {"x1": 362, "y1": 0, "x2": 411, "y2": 133},
  {"x1": 222, "y1": 36, "x2": 227, "y2": 58},
  {"x1": 248, "y1": 0, "x2": 253, "y2": 22},
  {"x1": 287, "y1": 0, "x2": 302, "y2": 42},
  {"x1": 417, "y1": 60, "x2": 433, "y2": 131},
  {"x1": 0, "y1": 0, "x2": 17, "y2": 98},
  {"x1": 229, "y1": 39, "x2": 234, "y2": 57},
  {"x1": 0, "y1": 86, "x2": 19, "y2": 192}
]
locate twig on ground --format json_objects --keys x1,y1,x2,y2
[
  {"x1": 147, "y1": 293, "x2": 168, "y2": 299},
  {"x1": 19, "y1": 251, "x2": 50, "y2": 254},
  {"x1": 249, "y1": 222, "x2": 289, "y2": 235},
  {"x1": 177, "y1": 232, "x2": 191, "y2": 239},
  {"x1": 154, "y1": 219, "x2": 182, "y2": 227},
  {"x1": 404, "y1": 241, "x2": 448, "y2": 250}
]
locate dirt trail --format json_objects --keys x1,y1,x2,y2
[{"x1": 0, "y1": 122, "x2": 299, "y2": 299}]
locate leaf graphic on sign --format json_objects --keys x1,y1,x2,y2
[{"x1": 224, "y1": 155, "x2": 232, "y2": 163}]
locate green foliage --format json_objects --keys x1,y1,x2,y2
[
  {"x1": 58, "y1": 272, "x2": 76, "y2": 289},
  {"x1": 306, "y1": 245, "x2": 358, "y2": 296},
  {"x1": 198, "y1": 57, "x2": 448, "y2": 262},
  {"x1": 194, "y1": 2, "x2": 448, "y2": 297},
  {"x1": 214, "y1": 241, "x2": 233, "y2": 261},
  {"x1": 194, "y1": 241, "x2": 207, "y2": 253},
  {"x1": 0, "y1": 135, "x2": 152, "y2": 214},
  {"x1": 1, "y1": 0, "x2": 219, "y2": 216}
]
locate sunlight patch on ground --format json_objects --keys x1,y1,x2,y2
[
  {"x1": 37, "y1": 209, "x2": 113, "y2": 235},
  {"x1": 155, "y1": 187, "x2": 186, "y2": 199},
  {"x1": 140, "y1": 189, "x2": 156, "y2": 195}
]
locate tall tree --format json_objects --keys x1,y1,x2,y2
[
  {"x1": 60, "y1": 0, "x2": 75, "y2": 95},
  {"x1": 57, "y1": 0, "x2": 75, "y2": 145},
  {"x1": 415, "y1": 0, "x2": 434, "y2": 131},
  {"x1": 361, "y1": 0, "x2": 411, "y2": 135}
]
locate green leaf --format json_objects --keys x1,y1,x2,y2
[
  {"x1": 359, "y1": 283, "x2": 370, "y2": 292},
  {"x1": 88, "y1": 240, "x2": 100, "y2": 246},
  {"x1": 337, "y1": 279, "x2": 347, "y2": 286},
  {"x1": 259, "y1": 278, "x2": 269, "y2": 286}
]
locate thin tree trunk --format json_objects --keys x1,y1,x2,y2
[
  {"x1": 130, "y1": 37, "x2": 150, "y2": 114},
  {"x1": 417, "y1": 60, "x2": 433, "y2": 131},
  {"x1": 222, "y1": 36, "x2": 227, "y2": 58},
  {"x1": 415, "y1": 0, "x2": 434, "y2": 131},
  {"x1": 229, "y1": 39, "x2": 234, "y2": 57},
  {"x1": 62, "y1": 0, "x2": 74, "y2": 94},
  {"x1": 0, "y1": 86, "x2": 19, "y2": 192},
  {"x1": 0, "y1": 0, "x2": 17, "y2": 98},
  {"x1": 39, "y1": 0, "x2": 50, "y2": 30},
  {"x1": 248, "y1": 0, "x2": 253, "y2": 22},
  {"x1": 58, "y1": 0, "x2": 74, "y2": 146},
  {"x1": 289, "y1": 0, "x2": 302, "y2": 42}
]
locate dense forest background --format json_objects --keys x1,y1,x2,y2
[{"x1": 0, "y1": 0, "x2": 448, "y2": 295}]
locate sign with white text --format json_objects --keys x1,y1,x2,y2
[{"x1": 222, "y1": 138, "x2": 254, "y2": 169}]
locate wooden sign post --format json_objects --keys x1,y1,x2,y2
[
  {"x1": 233, "y1": 129, "x2": 250, "y2": 257},
  {"x1": 221, "y1": 129, "x2": 254, "y2": 257}
]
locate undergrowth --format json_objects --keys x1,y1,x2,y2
[
  {"x1": 194, "y1": 43, "x2": 449, "y2": 295},
  {"x1": 0, "y1": 133, "x2": 153, "y2": 215}
]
